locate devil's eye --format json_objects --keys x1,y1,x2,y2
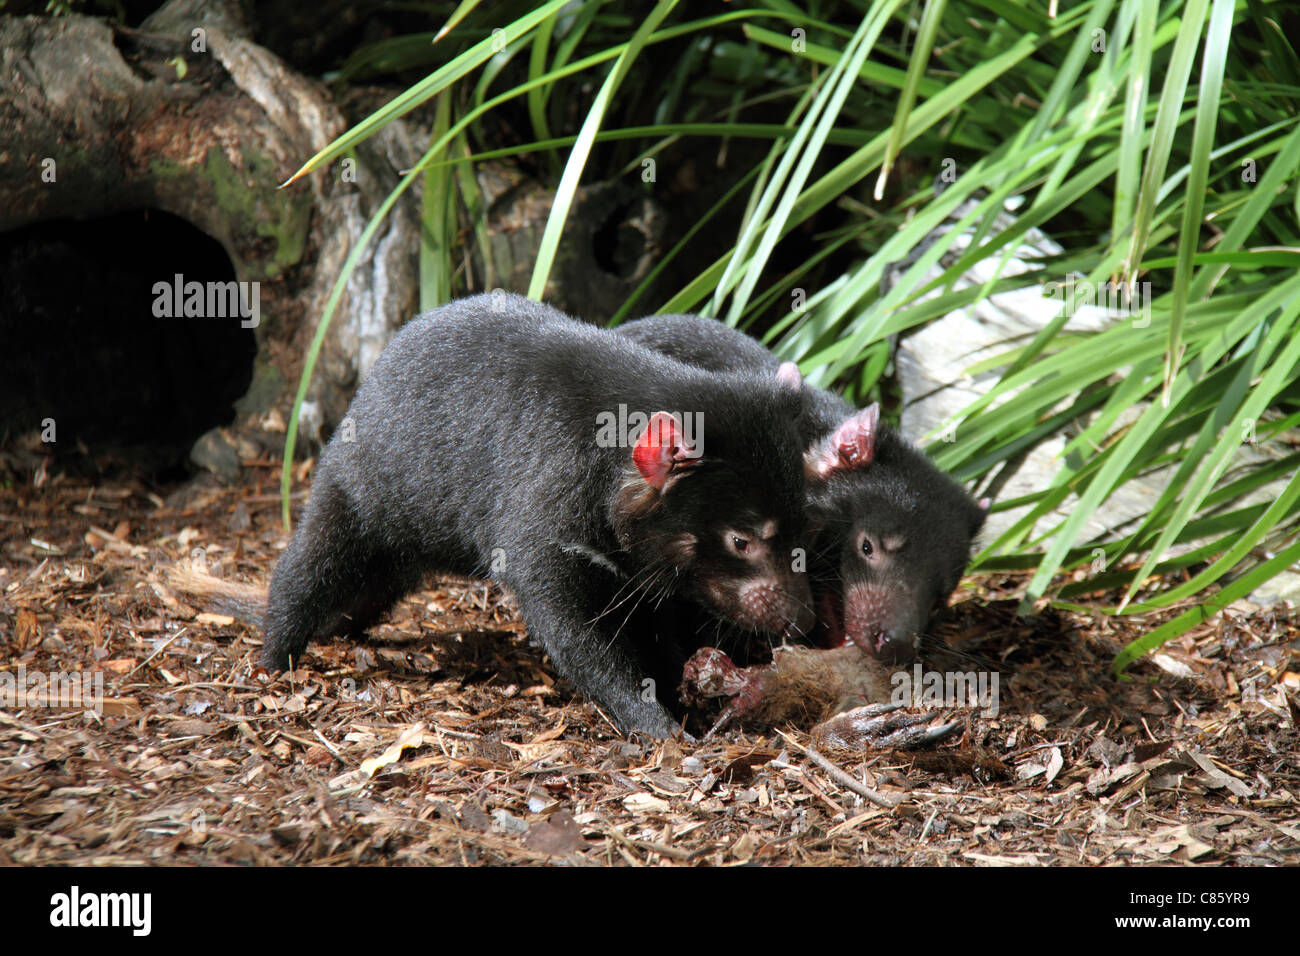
[
  {"x1": 732, "y1": 535, "x2": 749, "y2": 553},
  {"x1": 861, "y1": 537, "x2": 874, "y2": 556}
]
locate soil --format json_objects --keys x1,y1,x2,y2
[{"x1": 1, "y1": 464, "x2": 1297, "y2": 866}]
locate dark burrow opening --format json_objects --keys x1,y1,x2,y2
[{"x1": 0, "y1": 209, "x2": 257, "y2": 482}]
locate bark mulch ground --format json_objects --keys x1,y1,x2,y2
[{"x1": 2, "y1": 467, "x2": 1297, "y2": 866}]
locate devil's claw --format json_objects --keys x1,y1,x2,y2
[{"x1": 814, "y1": 705, "x2": 962, "y2": 750}]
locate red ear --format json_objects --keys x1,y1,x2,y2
[
  {"x1": 633, "y1": 412, "x2": 696, "y2": 490},
  {"x1": 807, "y1": 404, "x2": 879, "y2": 480}
]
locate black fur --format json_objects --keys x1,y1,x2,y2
[
  {"x1": 618, "y1": 314, "x2": 986, "y2": 661},
  {"x1": 265, "y1": 294, "x2": 814, "y2": 737}
]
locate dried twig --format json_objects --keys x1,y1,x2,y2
[{"x1": 777, "y1": 730, "x2": 902, "y2": 809}]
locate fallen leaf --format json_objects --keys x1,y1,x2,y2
[
  {"x1": 359, "y1": 724, "x2": 427, "y2": 777},
  {"x1": 529, "y1": 721, "x2": 567, "y2": 743},
  {"x1": 196, "y1": 613, "x2": 236, "y2": 627},
  {"x1": 623, "y1": 793, "x2": 671, "y2": 815},
  {"x1": 1152, "y1": 654, "x2": 1196, "y2": 678},
  {"x1": 525, "y1": 812, "x2": 585, "y2": 855},
  {"x1": 1044, "y1": 747, "x2": 1064, "y2": 785},
  {"x1": 730, "y1": 832, "x2": 758, "y2": 863},
  {"x1": 1187, "y1": 752, "x2": 1252, "y2": 798},
  {"x1": 15, "y1": 609, "x2": 38, "y2": 650}
]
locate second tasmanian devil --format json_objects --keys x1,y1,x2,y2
[
  {"x1": 618, "y1": 313, "x2": 987, "y2": 663},
  {"x1": 264, "y1": 294, "x2": 814, "y2": 737}
]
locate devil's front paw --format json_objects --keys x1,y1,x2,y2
[
  {"x1": 611, "y1": 696, "x2": 685, "y2": 741},
  {"x1": 680, "y1": 647, "x2": 767, "y2": 715}
]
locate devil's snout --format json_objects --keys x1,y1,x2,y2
[
  {"x1": 844, "y1": 583, "x2": 921, "y2": 663},
  {"x1": 739, "y1": 578, "x2": 814, "y2": 635}
]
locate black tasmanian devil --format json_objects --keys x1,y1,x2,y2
[
  {"x1": 264, "y1": 293, "x2": 815, "y2": 737},
  {"x1": 618, "y1": 314, "x2": 988, "y2": 663}
]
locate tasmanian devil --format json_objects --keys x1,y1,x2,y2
[
  {"x1": 617, "y1": 314, "x2": 987, "y2": 663},
  {"x1": 262, "y1": 293, "x2": 814, "y2": 738}
]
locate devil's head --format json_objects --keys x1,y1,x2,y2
[
  {"x1": 610, "y1": 366, "x2": 815, "y2": 639},
  {"x1": 804, "y1": 405, "x2": 988, "y2": 661}
]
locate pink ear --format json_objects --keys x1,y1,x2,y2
[
  {"x1": 807, "y1": 404, "x2": 879, "y2": 480},
  {"x1": 776, "y1": 361, "x2": 802, "y2": 392},
  {"x1": 633, "y1": 412, "x2": 696, "y2": 490},
  {"x1": 977, "y1": 497, "x2": 992, "y2": 512}
]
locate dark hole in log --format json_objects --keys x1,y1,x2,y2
[{"x1": 0, "y1": 209, "x2": 257, "y2": 480}]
